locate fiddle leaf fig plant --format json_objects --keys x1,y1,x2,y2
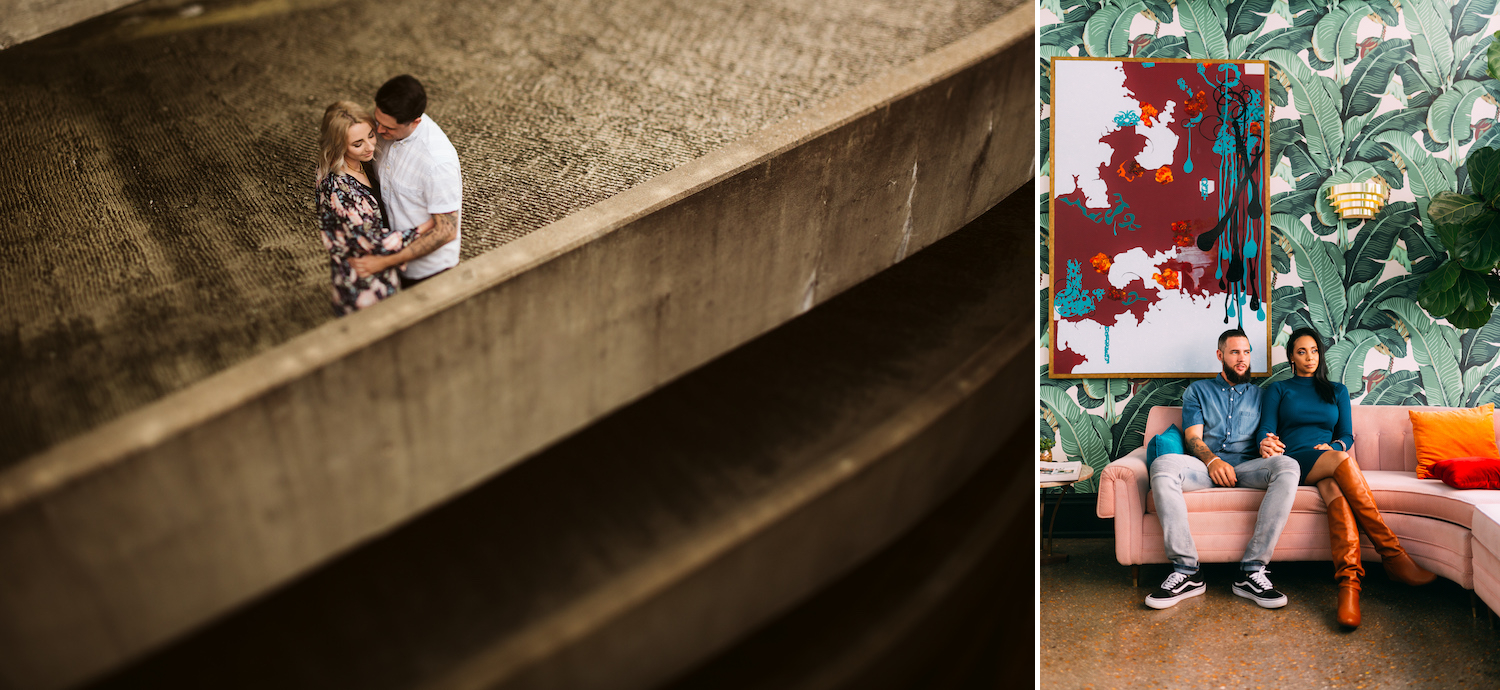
[{"x1": 1420, "y1": 146, "x2": 1500, "y2": 329}]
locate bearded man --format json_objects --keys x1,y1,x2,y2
[{"x1": 1143, "y1": 329, "x2": 1302, "y2": 610}]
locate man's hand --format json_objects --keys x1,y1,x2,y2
[
  {"x1": 1208, "y1": 458, "x2": 1237, "y2": 487},
  {"x1": 351, "y1": 254, "x2": 396, "y2": 278},
  {"x1": 1259, "y1": 432, "x2": 1285, "y2": 458}
]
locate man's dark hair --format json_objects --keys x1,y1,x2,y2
[
  {"x1": 1216, "y1": 328, "x2": 1249, "y2": 351},
  {"x1": 376, "y1": 75, "x2": 427, "y2": 124}
]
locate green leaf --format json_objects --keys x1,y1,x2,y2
[
  {"x1": 1455, "y1": 266, "x2": 1494, "y2": 310},
  {"x1": 1373, "y1": 326, "x2": 1409, "y2": 357},
  {"x1": 1271, "y1": 284, "x2": 1305, "y2": 336},
  {"x1": 1312, "y1": 0, "x2": 1371, "y2": 64},
  {"x1": 1467, "y1": 145, "x2": 1500, "y2": 201},
  {"x1": 1417, "y1": 259, "x2": 1465, "y2": 319},
  {"x1": 1109, "y1": 379, "x2": 1189, "y2": 459},
  {"x1": 1380, "y1": 297, "x2": 1466, "y2": 407},
  {"x1": 1351, "y1": 273, "x2": 1425, "y2": 329},
  {"x1": 1407, "y1": 0, "x2": 1456, "y2": 88},
  {"x1": 1180, "y1": 0, "x2": 1232, "y2": 60},
  {"x1": 1428, "y1": 80, "x2": 1486, "y2": 145},
  {"x1": 1469, "y1": 367, "x2": 1500, "y2": 406},
  {"x1": 1139, "y1": 35, "x2": 1188, "y2": 58},
  {"x1": 1041, "y1": 21, "x2": 1088, "y2": 49},
  {"x1": 1228, "y1": 0, "x2": 1274, "y2": 37},
  {"x1": 1328, "y1": 329, "x2": 1379, "y2": 396},
  {"x1": 1342, "y1": 39, "x2": 1410, "y2": 119},
  {"x1": 1460, "y1": 314, "x2": 1500, "y2": 368},
  {"x1": 1448, "y1": 303, "x2": 1496, "y2": 328},
  {"x1": 1269, "y1": 118, "x2": 1305, "y2": 165},
  {"x1": 1039, "y1": 385, "x2": 1112, "y2": 467},
  {"x1": 1084, "y1": 1, "x2": 1145, "y2": 57},
  {"x1": 1427, "y1": 192, "x2": 1489, "y2": 226},
  {"x1": 1364, "y1": 369, "x2": 1424, "y2": 405},
  {"x1": 1246, "y1": 26, "x2": 1315, "y2": 57},
  {"x1": 1260, "y1": 361, "x2": 1295, "y2": 387},
  {"x1": 1267, "y1": 49, "x2": 1345, "y2": 171},
  {"x1": 1345, "y1": 206, "x2": 1406, "y2": 285},
  {"x1": 1452, "y1": 0, "x2": 1499, "y2": 40},
  {"x1": 1489, "y1": 29, "x2": 1500, "y2": 80},
  {"x1": 1287, "y1": 142, "x2": 1319, "y2": 177},
  {"x1": 1143, "y1": 0, "x2": 1175, "y2": 23},
  {"x1": 1272, "y1": 239, "x2": 1291, "y2": 273},
  {"x1": 1456, "y1": 214, "x2": 1500, "y2": 272},
  {"x1": 1457, "y1": 33, "x2": 1496, "y2": 81},
  {"x1": 1279, "y1": 216, "x2": 1350, "y2": 336},
  {"x1": 1377, "y1": 131, "x2": 1458, "y2": 199},
  {"x1": 1366, "y1": 0, "x2": 1401, "y2": 26},
  {"x1": 1349, "y1": 109, "x2": 1429, "y2": 163}
]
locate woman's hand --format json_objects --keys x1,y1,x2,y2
[
  {"x1": 414, "y1": 218, "x2": 436, "y2": 235},
  {"x1": 1259, "y1": 433, "x2": 1285, "y2": 458},
  {"x1": 1314, "y1": 443, "x2": 1333, "y2": 451},
  {"x1": 351, "y1": 254, "x2": 395, "y2": 278}
]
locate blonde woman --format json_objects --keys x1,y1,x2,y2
[{"x1": 315, "y1": 101, "x2": 429, "y2": 315}]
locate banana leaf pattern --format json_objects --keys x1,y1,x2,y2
[{"x1": 1041, "y1": 0, "x2": 1500, "y2": 492}]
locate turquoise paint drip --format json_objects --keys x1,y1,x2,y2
[{"x1": 1104, "y1": 326, "x2": 1110, "y2": 364}]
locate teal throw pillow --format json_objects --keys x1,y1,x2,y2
[{"x1": 1146, "y1": 424, "x2": 1185, "y2": 468}]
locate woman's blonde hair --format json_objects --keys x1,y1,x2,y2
[{"x1": 317, "y1": 100, "x2": 375, "y2": 183}]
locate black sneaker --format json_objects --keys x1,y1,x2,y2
[
  {"x1": 1145, "y1": 571, "x2": 1207, "y2": 609},
  {"x1": 1233, "y1": 569, "x2": 1288, "y2": 609}
]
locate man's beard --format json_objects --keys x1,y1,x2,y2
[{"x1": 1223, "y1": 362, "x2": 1253, "y2": 385}]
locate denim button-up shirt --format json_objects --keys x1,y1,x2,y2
[{"x1": 1180, "y1": 375, "x2": 1262, "y2": 466}]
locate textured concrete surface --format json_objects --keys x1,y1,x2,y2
[
  {"x1": 1042, "y1": 538, "x2": 1500, "y2": 689},
  {"x1": 80, "y1": 188, "x2": 1033, "y2": 690},
  {"x1": 0, "y1": 0, "x2": 1019, "y2": 469}
]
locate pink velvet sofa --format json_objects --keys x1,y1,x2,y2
[{"x1": 1097, "y1": 405, "x2": 1500, "y2": 597}]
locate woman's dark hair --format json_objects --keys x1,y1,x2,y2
[
  {"x1": 1286, "y1": 326, "x2": 1336, "y2": 404},
  {"x1": 375, "y1": 75, "x2": 427, "y2": 124}
]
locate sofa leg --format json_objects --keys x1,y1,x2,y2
[{"x1": 1131, "y1": 564, "x2": 1139, "y2": 587}]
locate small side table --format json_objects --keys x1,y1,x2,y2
[{"x1": 1041, "y1": 464, "x2": 1095, "y2": 565}]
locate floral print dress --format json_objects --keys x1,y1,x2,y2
[{"x1": 316, "y1": 171, "x2": 414, "y2": 316}]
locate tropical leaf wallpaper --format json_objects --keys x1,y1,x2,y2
[{"x1": 1040, "y1": 0, "x2": 1500, "y2": 492}]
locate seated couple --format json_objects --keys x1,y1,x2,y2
[
  {"x1": 1145, "y1": 327, "x2": 1435, "y2": 628},
  {"x1": 315, "y1": 75, "x2": 462, "y2": 316}
]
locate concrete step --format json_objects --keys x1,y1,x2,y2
[{"x1": 81, "y1": 188, "x2": 1034, "y2": 690}]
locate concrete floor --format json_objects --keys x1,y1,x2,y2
[
  {"x1": 1041, "y1": 538, "x2": 1500, "y2": 689},
  {"x1": 0, "y1": 0, "x2": 1016, "y2": 468}
]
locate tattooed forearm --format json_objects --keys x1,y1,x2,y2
[
  {"x1": 1186, "y1": 437, "x2": 1216, "y2": 465},
  {"x1": 400, "y1": 212, "x2": 458, "y2": 261}
]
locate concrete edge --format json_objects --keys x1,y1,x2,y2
[
  {"x1": 419, "y1": 314, "x2": 1031, "y2": 690},
  {"x1": 0, "y1": 6, "x2": 1033, "y2": 512}
]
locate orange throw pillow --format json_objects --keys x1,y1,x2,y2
[{"x1": 1410, "y1": 404, "x2": 1500, "y2": 479}]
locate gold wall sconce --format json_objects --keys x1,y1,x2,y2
[{"x1": 1327, "y1": 179, "x2": 1391, "y2": 220}]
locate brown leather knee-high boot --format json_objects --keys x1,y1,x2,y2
[
  {"x1": 1326, "y1": 495, "x2": 1363, "y2": 628},
  {"x1": 1332, "y1": 458, "x2": 1436, "y2": 586}
]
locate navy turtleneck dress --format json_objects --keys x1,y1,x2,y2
[{"x1": 1254, "y1": 375, "x2": 1353, "y2": 483}]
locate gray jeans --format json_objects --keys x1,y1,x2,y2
[{"x1": 1149, "y1": 453, "x2": 1301, "y2": 574}]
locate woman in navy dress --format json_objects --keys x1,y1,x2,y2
[
  {"x1": 315, "y1": 101, "x2": 427, "y2": 315},
  {"x1": 1256, "y1": 327, "x2": 1435, "y2": 629}
]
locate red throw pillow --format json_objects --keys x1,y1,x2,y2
[{"x1": 1429, "y1": 457, "x2": 1500, "y2": 489}]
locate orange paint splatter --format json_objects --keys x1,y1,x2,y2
[
  {"x1": 1250, "y1": 120, "x2": 1262, "y2": 135},
  {"x1": 1090, "y1": 252, "x2": 1112, "y2": 273},
  {"x1": 1153, "y1": 268, "x2": 1180, "y2": 290},
  {"x1": 1117, "y1": 160, "x2": 1149, "y2": 181},
  {"x1": 1184, "y1": 91, "x2": 1208, "y2": 118},
  {"x1": 1155, "y1": 166, "x2": 1174, "y2": 184},
  {"x1": 1171, "y1": 220, "x2": 1195, "y2": 247},
  {"x1": 1140, "y1": 102, "x2": 1159, "y2": 127}
]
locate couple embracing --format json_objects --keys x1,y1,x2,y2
[
  {"x1": 315, "y1": 75, "x2": 462, "y2": 315},
  {"x1": 1146, "y1": 327, "x2": 1435, "y2": 629}
]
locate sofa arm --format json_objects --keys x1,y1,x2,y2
[{"x1": 1097, "y1": 448, "x2": 1149, "y2": 519}]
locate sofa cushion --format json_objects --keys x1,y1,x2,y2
[
  {"x1": 1430, "y1": 458, "x2": 1500, "y2": 490},
  {"x1": 1361, "y1": 471, "x2": 1500, "y2": 529},
  {"x1": 1146, "y1": 424, "x2": 1184, "y2": 468},
  {"x1": 1145, "y1": 485, "x2": 1326, "y2": 514},
  {"x1": 1472, "y1": 505, "x2": 1500, "y2": 556},
  {"x1": 1409, "y1": 404, "x2": 1500, "y2": 479}
]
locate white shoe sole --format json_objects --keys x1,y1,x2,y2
[
  {"x1": 1144, "y1": 584, "x2": 1205, "y2": 609},
  {"x1": 1233, "y1": 585, "x2": 1288, "y2": 609}
]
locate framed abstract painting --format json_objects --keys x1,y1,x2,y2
[{"x1": 1048, "y1": 57, "x2": 1272, "y2": 378}]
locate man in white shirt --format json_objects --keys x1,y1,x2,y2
[{"x1": 351, "y1": 74, "x2": 463, "y2": 287}]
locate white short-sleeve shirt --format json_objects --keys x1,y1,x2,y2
[{"x1": 376, "y1": 115, "x2": 462, "y2": 278}]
